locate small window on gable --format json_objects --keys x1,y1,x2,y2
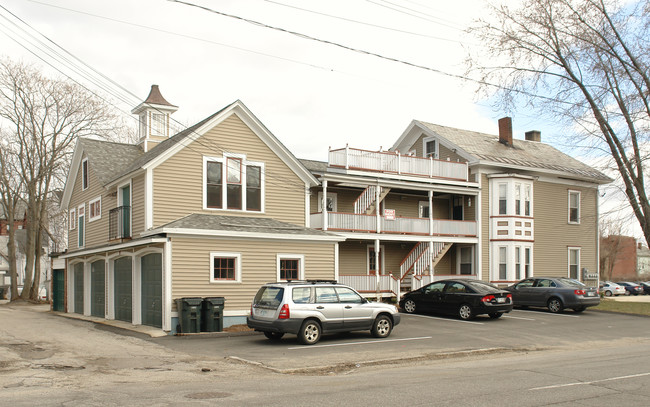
[
  {"x1": 81, "y1": 158, "x2": 89, "y2": 190},
  {"x1": 568, "y1": 190, "x2": 580, "y2": 224},
  {"x1": 423, "y1": 138, "x2": 438, "y2": 159}
]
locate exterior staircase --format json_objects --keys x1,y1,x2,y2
[
  {"x1": 399, "y1": 242, "x2": 453, "y2": 290},
  {"x1": 354, "y1": 186, "x2": 391, "y2": 214}
]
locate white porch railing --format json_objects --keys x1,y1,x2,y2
[
  {"x1": 339, "y1": 274, "x2": 401, "y2": 300},
  {"x1": 329, "y1": 146, "x2": 468, "y2": 181},
  {"x1": 354, "y1": 185, "x2": 380, "y2": 214},
  {"x1": 310, "y1": 212, "x2": 477, "y2": 237},
  {"x1": 411, "y1": 274, "x2": 480, "y2": 290}
]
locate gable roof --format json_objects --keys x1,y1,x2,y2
[
  {"x1": 393, "y1": 120, "x2": 612, "y2": 184},
  {"x1": 61, "y1": 100, "x2": 319, "y2": 209}
]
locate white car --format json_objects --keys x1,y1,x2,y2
[{"x1": 599, "y1": 282, "x2": 626, "y2": 297}]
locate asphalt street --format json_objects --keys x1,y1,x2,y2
[{"x1": 1, "y1": 301, "x2": 649, "y2": 406}]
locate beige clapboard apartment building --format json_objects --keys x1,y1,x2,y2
[{"x1": 57, "y1": 86, "x2": 610, "y2": 332}]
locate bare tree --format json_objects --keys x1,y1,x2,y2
[
  {"x1": 0, "y1": 133, "x2": 23, "y2": 300},
  {"x1": 0, "y1": 58, "x2": 122, "y2": 301},
  {"x1": 467, "y1": 0, "x2": 650, "y2": 246}
]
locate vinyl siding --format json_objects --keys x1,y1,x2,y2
[
  {"x1": 338, "y1": 241, "x2": 411, "y2": 279},
  {"x1": 132, "y1": 174, "x2": 145, "y2": 236},
  {"x1": 170, "y1": 236, "x2": 336, "y2": 311},
  {"x1": 68, "y1": 153, "x2": 116, "y2": 250},
  {"x1": 412, "y1": 134, "x2": 466, "y2": 163},
  {"x1": 532, "y1": 181, "x2": 598, "y2": 278},
  {"x1": 153, "y1": 114, "x2": 306, "y2": 228}
]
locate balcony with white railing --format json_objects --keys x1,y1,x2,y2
[
  {"x1": 338, "y1": 274, "x2": 400, "y2": 300},
  {"x1": 310, "y1": 212, "x2": 477, "y2": 237},
  {"x1": 328, "y1": 146, "x2": 468, "y2": 182}
]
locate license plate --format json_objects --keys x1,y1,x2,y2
[
  {"x1": 496, "y1": 297, "x2": 506, "y2": 303},
  {"x1": 586, "y1": 292, "x2": 595, "y2": 296},
  {"x1": 255, "y1": 308, "x2": 273, "y2": 317}
]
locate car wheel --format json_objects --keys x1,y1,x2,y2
[
  {"x1": 458, "y1": 304, "x2": 474, "y2": 320},
  {"x1": 403, "y1": 299, "x2": 417, "y2": 314},
  {"x1": 371, "y1": 315, "x2": 392, "y2": 338},
  {"x1": 263, "y1": 331, "x2": 284, "y2": 340},
  {"x1": 573, "y1": 307, "x2": 586, "y2": 313},
  {"x1": 625, "y1": 291, "x2": 631, "y2": 296},
  {"x1": 547, "y1": 297, "x2": 564, "y2": 313},
  {"x1": 604, "y1": 290, "x2": 612, "y2": 297},
  {"x1": 298, "y1": 320, "x2": 321, "y2": 345},
  {"x1": 488, "y1": 312, "x2": 503, "y2": 319}
]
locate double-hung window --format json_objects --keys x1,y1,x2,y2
[
  {"x1": 81, "y1": 158, "x2": 89, "y2": 190},
  {"x1": 69, "y1": 208, "x2": 76, "y2": 230},
  {"x1": 498, "y1": 247, "x2": 507, "y2": 280},
  {"x1": 568, "y1": 190, "x2": 580, "y2": 224},
  {"x1": 498, "y1": 184, "x2": 507, "y2": 215},
  {"x1": 568, "y1": 248, "x2": 580, "y2": 280},
  {"x1": 88, "y1": 197, "x2": 101, "y2": 222},
  {"x1": 423, "y1": 137, "x2": 438, "y2": 159},
  {"x1": 204, "y1": 155, "x2": 264, "y2": 212},
  {"x1": 515, "y1": 184, "x2": 521, "y2": 215}
]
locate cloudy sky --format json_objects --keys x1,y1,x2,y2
[{"x1": 0, "y1": 0, "x2": 642, "y2": 238}]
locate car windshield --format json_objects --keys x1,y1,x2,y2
[
  {"x1": 466, "y1": 280, "x2": 499, "y2": 293},
  {"x1": 253, "y1": 286, "x2": 284, "y2": 308}
]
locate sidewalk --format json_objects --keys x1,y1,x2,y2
[{"x1": 609, "y1": 295, "x2": 650, "y2": 302}]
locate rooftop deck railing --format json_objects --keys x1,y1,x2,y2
[{"x1": 329, "y1": 146, "x2": 468, "y2": 181}]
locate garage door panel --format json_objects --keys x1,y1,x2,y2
[
  {"x1": 114, "y1": 257, "x2": 132, "y2": 323},
  {"x1": 141, "y1": 253, "x2": 162, "y2": 328}
]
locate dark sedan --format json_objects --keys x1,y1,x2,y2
[
  {"x1": 639, "y1": 282, "x2": 650, "y2": 295},
  {"x1": 618, "y1": 281, "x2": 644, "y2": 296},
  {"x1": 505, "y1": 277, "x2": 599, "y2": 313},
  {"x1": 399, "y1": 279, "x2": 513, "y2": 320}
]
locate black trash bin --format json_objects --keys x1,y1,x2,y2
[
  {"x1": 201, "y1": 297, "x2": 225, "y2": 332},
  {"x1": 175, "y1": 297, "x2": 203, "y2": 333}
]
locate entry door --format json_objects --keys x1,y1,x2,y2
[
  {"x1": 91, "y1": 261, "x2": 105, "y2": 318},
  {"x1": 73, "y1": 263, "x2": 84, "y2": 314},
  {"x1": 114, "y1": 257, "x2": 132, "y2": 323},
  {"x1": 368, "y1": 248, "x2": 382, "y2": 275},
  {"x1": 141, "y1": 253, "x2": 162, "y2": 328},
  {"x1": 52, "y1": 269, "x2": 65, "y2": 312}
]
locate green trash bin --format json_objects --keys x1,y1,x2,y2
[
  {"x1": 201, "y1": 297, "x2": 225, "y2": 332},
  {"x1": 176, "y1": 297, "x2": 203, "y2": 333}
]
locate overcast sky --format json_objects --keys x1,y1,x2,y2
[{"x1": 0, "y1": 0, "x2": 642, "y2": 238}]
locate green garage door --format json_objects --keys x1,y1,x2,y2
[
  {"x1": 114, "y1": 257, "x2": 132, "y2": 323},
  {"x1": 90, "y1": 260, "x2": 105, "y2": 318},
  {"x1": 73, "y1": 263, "x2": 84, "y2": 314},
  {"x1": 141, "y1": 253, "x2": 162, "y2": 328},
  {"x1": 52, "y1": 269, "x2": 65, "y2": 312}
]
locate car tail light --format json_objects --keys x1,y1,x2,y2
[
  {"x1": 506, "y1": 293, "x2": 512, "y2": 302},
  {"x1": 574, "y1": 289, "x2": 586, "y2": 296},
  {"x1": 481, "y1": 295, "x2": 495, "y2": 303},
  {"x1": 278, "y1": 304, "x2": 290, "y2": 319}
]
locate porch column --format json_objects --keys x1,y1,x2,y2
[
  {"x1": 375, "y1": 239, "x2": 381, "y2": 297},
  {"x1": 322, "y1": 179, "x2": 328, "y2": 231},
  {"x1": 375, "y1": 182, "x2": 381, "y2": 233},
  {"x1": 428, "y1": 190, "x2": 434, "y2": 236}
]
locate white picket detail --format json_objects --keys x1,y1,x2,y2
[
  {"x1": 354, "y1": 185, "x2": 380, "y2": 214},
  {"x1": 338, "y1": 274, "x2": 401, "y2": 300}
]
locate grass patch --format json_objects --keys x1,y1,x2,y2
[{"x1": 593, "y1": 300, "x2": 650, "y2": 316}]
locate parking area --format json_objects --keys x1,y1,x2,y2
[{"x1": 154, "y1": 308, "x2": 650, "y2": 371}]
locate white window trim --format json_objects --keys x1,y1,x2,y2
[
  {"x1": 209, "y1": 252, "x2": 242, "y2": 284},
  {"x1": 88, "y1": 196, "x2": 102, "y2": 222},
  {"x1": 77, "y1": 203, "x2": 85, "y2": 248},
  {"x1": 317, "y1": 192, "x2": 337, "y2": 212},
  {"x1": 69, "y1": 208, "x2": 76, "y2": 230},
  {"x1": 568, "y1": 190, "x2": 581, "y2": 224},
  {"x1": 418, "y1": 201, "x2": 429, "y2": 218},
  {"x1": 456, "y1": 245, "x2": 474, "y2": 275},
  {"x1": 81, "y1": 158, "x2": 89, "y2": 191},
  {"x1": 202, "y1": 154, "x2": 265, "y2": 213},
  {"x1": 568, "y1": 247, "x2": 581, "y2": 281},
  {"x1": 276, "y1": 254, "x2": 305, "y2": 282},
  {"x1": 422, "y1": 136, "x2": 439, "y2": 159}
]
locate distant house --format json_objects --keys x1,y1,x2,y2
[
  {"x1": 636, "y1": 243, "x2": 650, "y2": 279},
  {"x1": 56, "y1": 87, "x2": 610, "y2": 333},
  {"x1": 600, "y1": 235, "x2": 638, "y2": 281}
]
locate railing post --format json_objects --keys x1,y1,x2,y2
[
  {"x1": 375, "y1": 183, "x2": 381, "y2": 233},
  {"x1": 397, "y1": 151, "x2": 401, "y2": 174},
  {"x1": 428, "y1": 190, "x2": 434, "y2": 236},
  {"x1": 322, "y1": 179, "x2": 328, "y2": 231},
  {"x1": 345, "y1": 144, "x2": 349, "y2": 170}
]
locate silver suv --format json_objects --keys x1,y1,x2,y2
[{"x1": 246, "y1": 280, "x2": 401, "y2": 345}]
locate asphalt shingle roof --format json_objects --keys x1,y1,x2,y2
[
  {"x1": 158, "y1": 213, "x2": 337, "y2": 238},
  {"x1": 417, "y1": 121, "x2": 611, "y2": 182},
  {"x1": 78, "y1": 138, "x2": 143, "y2": 186}
]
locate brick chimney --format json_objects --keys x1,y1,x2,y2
[
  {"x1": 525, "y1": 130, "x2": 541, "y2": 142},
  {"x1": 498, "y1": 117, "x2": 513, "y2": 147}
]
